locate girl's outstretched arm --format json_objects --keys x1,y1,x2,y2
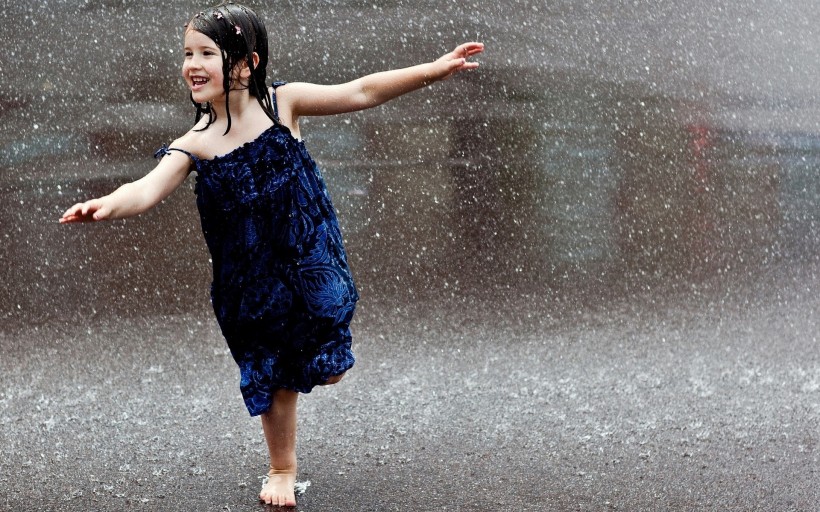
[
  {"x1": 280, "y1": 42, "x2": 484, "y2": 119},
  {"x1": 59, "y1": 147, "x2": 191, "y2": 223}
]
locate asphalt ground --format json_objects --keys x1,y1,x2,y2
[{"x1": 1, "y1": 263, "x2": 819, "y2": 511}]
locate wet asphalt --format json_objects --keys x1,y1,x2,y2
[{"x1": 1, "y1": 262, "x2": 819, "y2": 512}]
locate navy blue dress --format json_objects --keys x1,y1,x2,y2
[{"x1": 156, "y1": 85, "x2": 357, "y2": 416}]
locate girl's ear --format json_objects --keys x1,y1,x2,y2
[{"x1": 238, "y1": 52, "x2": 260, "y2": 79}]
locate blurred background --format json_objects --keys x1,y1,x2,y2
[{"x1": 1, "y1": 0, "x2": 818, "y2": 323}]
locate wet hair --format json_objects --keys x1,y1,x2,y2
[{"x1": 185, "y1": 2, "x2": 279, "y2": 134}]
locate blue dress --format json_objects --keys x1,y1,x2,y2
[{"x1": 155, "y1": 84, "x2": 357, "y2": 416}]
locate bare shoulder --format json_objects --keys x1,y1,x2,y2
[
  {"x1": 169, "y1": 120, "x2": 213, "y2": 157},
  {"x1": 271, "y1": 82, "x2": 315, "y2": 108},
  {"x1": 270, "y1": 82, "x2": 298, "y2": 102}
]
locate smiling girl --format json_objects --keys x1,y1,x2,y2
[{"x1": 60, "y1": 2, "x2": 482, "y2": 507}]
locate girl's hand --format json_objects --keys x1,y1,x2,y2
[
  {"x1": 59, "y1": 199, "x2": 111, "y2": 223},
  {"x1": 434, "y1": 42, "x2": 484, "y2": 81}
]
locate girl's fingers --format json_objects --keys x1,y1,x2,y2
[
  {"x1": 59, "y1": 204, "x2": 82, "y2": 222},
  {"x1": 92, "y1": 205, "x2": 110, "y2": 221},
  {"x1": 81, "y1": 201, "x2": 95, "y2": 216},
  {"x1": 457, "y1": 42, "x2": 484, "y2": 57},
  {"x1": 59, "y1": 201, "x2": 101, "y2": 223},
  {"x1": 59, "y1": 211, "x2": 85, "y2": 224}
]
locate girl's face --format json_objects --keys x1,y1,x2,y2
[{"x1": 182, "y1": 29, "x2": 225, "y2": 104}]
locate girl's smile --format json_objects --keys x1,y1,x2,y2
[{"x1": 190, "y1": 76, "x2": 210, "y2": 90}]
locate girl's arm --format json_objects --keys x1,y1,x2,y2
[
  {"x1": 280, "y1": 42, "x2": 484, "y2": 119},
  {"x1": 59, "y1": 148, "x2": 191, "y2": 223}
]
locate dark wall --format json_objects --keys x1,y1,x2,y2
[{"x1": 1, "y1": 1, "x2": 818, "y2": 324}]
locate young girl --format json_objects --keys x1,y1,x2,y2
[{"x1": 60, "y1": 2, "x2": 482, "y2": 507}]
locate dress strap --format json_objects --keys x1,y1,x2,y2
[
  {"x1": 154, "y1": 144, "x2": 198, "y2": 163},
  {"x1": 271, "y1": 81, "x2": 287, "y2": 120}
]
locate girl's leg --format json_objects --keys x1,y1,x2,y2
[
  {"x1": 322, "y1": 372, "x2": 346, "y2": 386},
  {"x1": 259, "y1": 388, "x2": 298, "y2": 507}
]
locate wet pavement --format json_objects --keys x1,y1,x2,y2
[{"x1": 2, "y1": 261, "x2": 818, "y2": 511}]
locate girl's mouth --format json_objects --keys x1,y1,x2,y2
[{"x1": 191, "y1": 77, "x2": 209, "y2": 90}]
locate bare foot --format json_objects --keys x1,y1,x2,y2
[{"x1": 259, "y1": 468, "x2": 296, "y2": 507}]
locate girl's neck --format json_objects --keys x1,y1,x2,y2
[{"x1": 210, "y1": 88, "x2": 258, "y2": 125}]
